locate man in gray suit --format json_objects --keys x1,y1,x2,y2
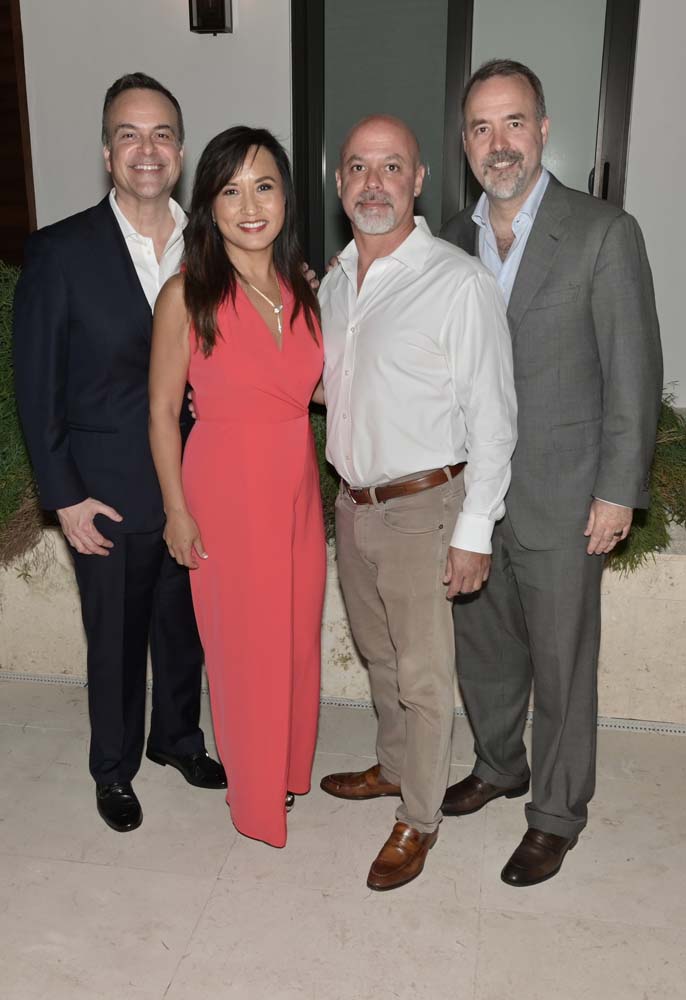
[{"x1": 440, "y1": 59, "x2": 662, "y2": 886}]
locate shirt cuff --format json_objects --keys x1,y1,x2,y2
[
  {"x1": 450, "y1": 513, "x2": 494, "y2": 554},
  {"x1": 593, "y1": 496, "x2": 632, "y2": 509}
]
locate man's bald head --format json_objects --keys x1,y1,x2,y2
[
  {"x1": 339, "y1": 115, "x2": 422, "y2": 169},
  {"x1": 336, "y1": 114, "x2": 425, "y2": 240}
]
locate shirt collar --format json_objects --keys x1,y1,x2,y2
[
  {"x1": 338, "y1": 216, "x2": 434, "y2": 277},
  {"x1": 108, "y1": 189, "x2": 188, "y2": 242},
  {"x1": 472, "y1": 166, "x2": 550, "y2": 231}
]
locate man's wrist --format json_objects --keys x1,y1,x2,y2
[
  {"x1": 451, "y1": 512, "x2": 494, "y2": 554},
  {"x1": 593, "y1": 496, "x2": 631, "y2": 510}
]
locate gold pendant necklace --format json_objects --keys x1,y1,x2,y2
[{"x1": 246, "y1": 281, "x2": 284, "y2": 335}]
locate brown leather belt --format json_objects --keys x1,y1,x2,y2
[{"x1": 344, "y1": 463, "x2": 466, "y2": 505}]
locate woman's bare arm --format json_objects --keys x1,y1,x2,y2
[{"x1": 149, "y1": 275, "x2": 205, "y2": 568}]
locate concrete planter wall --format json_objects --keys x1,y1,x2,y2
[{"x1": 2, "y1": 529, "x2": 685, "y2": 725}]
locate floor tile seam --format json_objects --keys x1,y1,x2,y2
[
  {"x1": 470, "y1": 904, "x2": 484, "y2": 1000},
  {"x1": 0, "y1": 848, "x2": 222, "y2": 883},
  {"x1": 470, "y1": 804, "x2": 490, "y2": 997},
  {"x1": 213, "y1": 871, "x2": 376, "y2": 898},
  {"x1": 477, "y1": 901, "x2": 680, "y2": 933},
  {"x1": 14, "y1": 722, "x2": 86, "y2": 735},
  {"x1": 218, "y1": 833, "x2": 241, "y2": 868},
  {"x1": 212, "y1": 870, "x2": 481, "y2": 909},
  {"x1": 161, "y1": 876, "x2": 221, "y2": 999},
  {"x1": 0, "y1": 721, "x2": 75, "y2": 731}
]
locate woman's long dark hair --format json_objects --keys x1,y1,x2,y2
[{"x1": 183, "y1": 126, "x2": 320, "y2": 356}]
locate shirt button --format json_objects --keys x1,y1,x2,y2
[
  {"x1": 342, "y1": 413, "x2": 348, "y2": 420},
  {"x1": 344, "y1": 370, "x2": 351, "y2": 376},
  {"x1": 350, "y1": 325, "x2": 357, "y2": 334}
]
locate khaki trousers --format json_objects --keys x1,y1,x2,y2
[{"x1": 335, "y1": 472, "x2": 465, "y2": 833}]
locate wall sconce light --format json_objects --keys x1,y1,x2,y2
[{"x1": 189, "y1": 0, "x2": 233, "y2": 34}]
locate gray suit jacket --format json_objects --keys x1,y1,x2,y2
[{"x1": 440, "y1": 175, "x2": 663, "y2": 550}]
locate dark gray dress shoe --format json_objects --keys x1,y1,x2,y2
[
  {"x1": 146, "y1": 747, "x2": 227, "y2": 788},
  {"x1": 96, "y1": 782, "x2": 142, "y2": 832},
  {"x1": 501, "y1": 828, "x2": 578, "y2": 886},
  {"x1": 442, "y1": 774, "x2": 529, "y2": 816}
]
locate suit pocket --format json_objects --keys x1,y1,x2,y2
[
  {"x1": 529, "y1": 283, "x2": 580, "y2": 311},
  {"x1": 551, "y1": 418, "x2": 602, "y2": 452}
]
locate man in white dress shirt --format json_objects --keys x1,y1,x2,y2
[
  {"x1": 318, "y1": 115, "x2": 517, "y2": 891},
  {"x1": 13, "y1": 73, "x2": 225, "y2": 835}
]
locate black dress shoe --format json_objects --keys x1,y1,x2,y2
[
  {"x1": 442, "y1": 773, "x2": 529, "y2": 816},
  {"x1": 501, "y1": 828, "x2": 578, "y2": 886},
  {"x1": 146, "y1": 747, "x2": 227, "y2": 789},
  {"x1": 96, "y1": 782, "x2": 142, "y2": 833}
]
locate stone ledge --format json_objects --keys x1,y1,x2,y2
[
  {"x1": 2, "y1": 530, "x2": 685, "y2": 725},
  {"x1": 322, "y1": 543, "x2": 686, "y2": 725}
]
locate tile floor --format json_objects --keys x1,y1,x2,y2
[{"x1": 0, "y1": 680, "x2": 685, "y2": 1000}]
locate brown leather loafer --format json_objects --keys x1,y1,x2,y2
[
  {"x1": 501, "y1": 828, "x2": 578, "y2": 886},
  {"x1": 367, "y1": 822, "x2": 438, "y2": 891},
  {"x1": 320, "y1": 763, "x2": 401, "y2": 800},
  {"x1": 442, "y1": 774, "x2": 529, "y2": 816}
]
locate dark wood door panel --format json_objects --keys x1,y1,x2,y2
[{"x1": 0, "y1": 0, "x2": 36, "y2": 264}]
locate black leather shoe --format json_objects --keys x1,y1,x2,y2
[
  {"x1": 501, "y1": 828, "x2": 578, "y2": 886},
  {"x1": 96, "y1": 782, "x2": 142, "y2": 832},
  {"x1": 442, "y1": 774, "x2": 529, "y2": 816},
  {"x1": 146, "y1": 747, "x2": 227, "y2": 788}
]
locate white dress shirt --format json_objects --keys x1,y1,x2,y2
[
  {"x1": 319, "y1": 218, "x2": 517, "y2": 554},
  {"x1": 108, "y1": 189, "x2": 187, "y2": 309}
]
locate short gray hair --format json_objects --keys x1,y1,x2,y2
[{"x1": 462, "y1": 59, "x2": 547, "y2": 122}]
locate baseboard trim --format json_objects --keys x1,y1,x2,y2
[{"x1": 2, "y1": 671, "x2": 685, "y2": 736}]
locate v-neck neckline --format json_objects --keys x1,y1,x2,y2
[{"x1": 237, "y1": 277, "x2": 287, "y2": 353}]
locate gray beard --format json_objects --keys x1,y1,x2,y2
[
  {"x1": 352, "y1": 205, "x2": 397, "y2": 234},
  {"x1": 482, "y1": 165, "x2": 528, "y2": 201}
]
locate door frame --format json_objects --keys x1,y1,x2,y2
[
  {"x1": 290, "y1": 0, "x2": 639, "y2": 270},
  {"x1": 591, "y1": 0, "x2": 640, "y2": 205}
]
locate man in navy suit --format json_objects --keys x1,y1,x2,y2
[{"x1": 13, "y1": 73, "x2": 225, "y2": 833}]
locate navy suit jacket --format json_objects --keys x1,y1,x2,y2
[{"x1": 13, "y1": 196, "x2": 191, "y2": 533}]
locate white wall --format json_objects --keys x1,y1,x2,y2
[
  {"x1": 16, "y1": 0, "x2": 685, "y2": 403},
  {"x1": 625, "y1": 0, "x2": 685, "y2": 406},
  {"x1": 18, "y1": 0, "x2": 292, "y2": 225}
]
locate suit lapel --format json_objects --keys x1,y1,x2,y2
[
  {"x1": 89, "y1": 197, "x2": 153, "y2": 335},
  {"x1": 506, "y1": 178, "x2": 570, "y2": 338}
]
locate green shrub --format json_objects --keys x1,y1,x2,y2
[
  {"x1": 607, "y1": 396, "x2": 686, "y2": 572},
  {"x1": 0, "y1": 260, "x2": 41, "y2": 567},
  {"x1": 310, "y1": 406, "x2": 338, "y2": 541},
  {"x1": 311, "y1": 394, "x2": 686, "y2": 567}
]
